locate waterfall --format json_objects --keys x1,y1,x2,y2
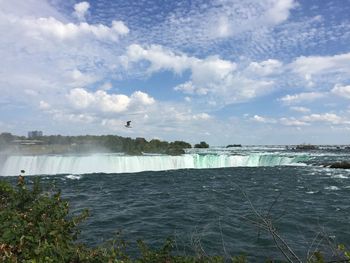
[{"x1": 0, "y1": 153, "x2": 305, "y2": 176}]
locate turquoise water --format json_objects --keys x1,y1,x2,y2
[{"x1": 1, "y1": 147, "x2": 350, "y2": 261}]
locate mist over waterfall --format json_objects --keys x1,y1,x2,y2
[{"x1": 0, "y1": 153, "x2": 305, "y2": 176}]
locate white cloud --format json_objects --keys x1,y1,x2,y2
[
  {"x1": 250, "y1": 115, "x2": 276, "y2": 123},
  {"x1": 216, "y1": 16, "x2": 231, "y2": 38},
  {"x1": 280, "y1": 117, "x2": 309, "y2": 126},
  {"x1": 251, "y1": 112, "x2": 350, "y2": 127},
  {"x1": 126, "y1": 44, "x2": 236, "y2": 77},
  {"x1": 246, "y1": 59, "x2": 283, "y2": 76},
  {"x1": 301, "y1": 113, "x2": 348, "y2": 125},
  {"x1": 289, "y1": 106, "x2": 310, "y2": 113},
  {"x1": 0, "y1": 0, "x2": 131, "y2": 123},
  {"x1": 67, "y1": 88, "x2": 96, "y2": 109},
  {"x1": 279, "y1": 92, "x2": 326, "y2": 104},
  {"x1": 174, "y1": 81, "x2": 208, "y2": 95},
  {"x1": 1, "y1": 1, "x2": 129, "y2": 44},
  {"x1": 170, "y1": 0, "x2": 297, "y2": 41},
  {"x1": 67, "y1": 88, "x2": 155, "y2": 113},
  {"x1": 68, "y1": 69, "x2": 99, "y2": 88},
  {"x1": 111, "y1": 21, "x2": 130, "y2": 35},
  {"x1": 172, "y1": 110, "x2": 211, "y2": 122},
  {"x1": 192, "y1": 113, "x2": 211, "y2": 120},
  {"x1": 125, "y1": 44, "x2": 276, "y2": 105},
  {"x1": 99, "y1": 82, "x2": 113, "y2": 91},
  {"x1": 192, "y1": 55, "x2": 237, "y2": 85},
  {"x1": 0, "y1": 0, "x2": 66, "y2": 19},
  {"x1": 73, "y1": 2, "x2": 90, "y2": 21},
  {"x1": 126, "y1": 44, "x2": 190, "y2": 74},
  {"x1": 331, "y1": 84, "x2": 350, "y2": 99},
  {"x1": 265, "y1": 0, "x2": 298, "y2": 25},
  {"x1": 290, "y1": 53, "x2": 350, "y2": 77},
  {"x1": 39, "y1": 100, "x2": 51, "y2": 110},
  {"x1": 130, "y1": 91, "x2": 155, "y2": 106},
  {"x1": 16, "y1": 16, "x2": 129, "y2": 42}
]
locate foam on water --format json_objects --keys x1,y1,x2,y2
[
  {"x1": 0, "y1": 152, "x2": 305, "y2": 176},
  {"x1": 66, "y1": 174, "x2": 82, "y2": 180},
  {"x1": 324, "y1": 186, "x2": 340, "y2": 191},
  {"x1": 331, "y1": 174, "x2": 349, "y2": 179}
]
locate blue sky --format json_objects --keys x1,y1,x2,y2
[{"x1": 1, "y1": 0, "x2": 350, "y2": 145}]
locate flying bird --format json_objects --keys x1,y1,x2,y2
[{"x1": 125, "y1": 121, "x2": 132, "y2": 128}]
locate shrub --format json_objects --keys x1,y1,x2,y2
[
  {"x1": 0, "y1": 178, "x2": 124, "y2": 262},
  {"x1": 194, "y1": 142, "x2": 209, "y2": 148}
]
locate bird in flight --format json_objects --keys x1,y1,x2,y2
[{"x1": 125, "y1": 121, "x2": 132, "y2": 128}]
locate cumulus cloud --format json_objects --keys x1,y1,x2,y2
[
  {"x1": 277, "y1": 52, "x2": 350, "y2": 91},
  {"x1": 73, "y1": 2, "x2": 90, "y2": 21},
  {"x1": 68, "y1": 69, "x2": 99, "y2": 88},
  {"x1": 279, "y1": 92, "x2": 326, "y2": 105},
  {"x1": 67, "y1": 88, "x2": 96, "y2": 109},
  {"x1": 126, "y1": 44, "x2": 189, "y2": 73},
  {"x1": 290, "y1": 53, "x2": 350, "y2": 79},
  {"x1": 126, "y1": 44, "x2": 236, "y2": 76},
  {"x1": 331, "y1": 84, "x2": 350, "y2": 99},
  {"x1": 130, "y1": 91, "x2": 155, "y2": 106},
  {"x1": 67, "y1": 88, "x2": 155, "y2": 113},
  {"x1": 0, "y1": 0, "x2": 129, "y2": 46},
  {"x1": 12, "y1": 16, "x2": 129, "y2": 42},
  {"x1": 125, "y1": 44, "x2": 276, "y2": 105},
  {"x1": 264, "y1": 0, "x2": 298, "y2": 25},
  {"x1": 0, "y1": 0, "x2": 132, "y2": 126}
]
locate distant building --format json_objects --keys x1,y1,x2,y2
[{"x1": 28, "y1": 131, "x2": 43, "y2": 138}]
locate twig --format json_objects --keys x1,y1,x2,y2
[
  {"x1": 235, "y1": 183, "x2": 302, "y2": 263},
  {"x1": 218, "y1": 217, "x2": 228, "y2": 259}
]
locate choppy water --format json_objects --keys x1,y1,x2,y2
[{"x1": 1, "y1": 146, "x2": 350, "y2": 261}]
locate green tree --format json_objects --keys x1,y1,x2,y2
[{"x1": 194, "y1": 141, "x2": 209, "y2": 148}]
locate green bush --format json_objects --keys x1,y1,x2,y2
[
  {"x1": 0, "y1": 178, "x2": 123, "y2": 262},
  {"x1": 194, "y1": 142, "x2": 209, "y2": 148}
]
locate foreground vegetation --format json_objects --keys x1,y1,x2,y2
[{"x1": 1, "y1": 178, "x2": 349, "y2": 262}]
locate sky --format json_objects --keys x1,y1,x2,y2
[{"x1": 0, "y1": 0, "x2": 350, "y2": 145}]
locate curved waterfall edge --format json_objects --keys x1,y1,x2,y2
[{"x1": 0, "y1": 153, "x2": 308, "y2": 176}]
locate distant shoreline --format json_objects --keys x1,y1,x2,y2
[{"x1": 0, "y1": 133, "x2": 200, "y2": 156}]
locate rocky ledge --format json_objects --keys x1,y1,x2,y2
[{"x1": 325, "y1": 161, "x2": 350, "y2": 169}]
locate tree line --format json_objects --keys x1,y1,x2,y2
[{"x1": 0, "y1": 133, "x2": 210, "y2": 155}]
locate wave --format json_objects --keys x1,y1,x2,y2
[{"x1": 0, "y1": 153, "x2": 307, "y2": 176}]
